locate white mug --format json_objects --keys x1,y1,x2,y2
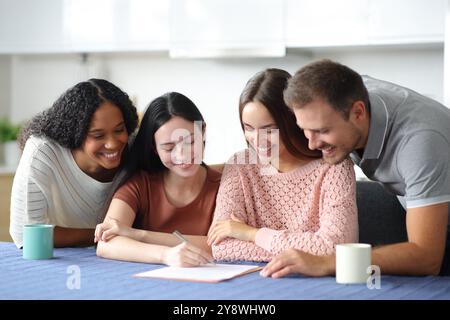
[{"x1": 336, "y1": 243, "x2": 372, "y2": 284}]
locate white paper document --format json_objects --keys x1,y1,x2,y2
[{"x1": 134, "y1": 263, "x2": 263, "y2": 283}]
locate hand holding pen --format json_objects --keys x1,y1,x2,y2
[{"x1": 159, "y1": 230, "x2": 214, "y2": 267}]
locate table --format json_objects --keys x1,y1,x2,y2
[{"x1": 1, "y1": 242, "x2": 450, "y2": 300}]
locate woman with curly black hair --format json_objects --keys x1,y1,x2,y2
[{"x1": 10, "y1": 79, "x2": 138, "y2": 248}]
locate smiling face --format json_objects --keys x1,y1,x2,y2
[
  {"x1": 241, "y1": 101, "x2": 285, "y2": 162},
  {"x1": 293, "y1": 98, "x2": 367, "y2": 164},
  {"x1": 74, "y1": 101, "x2": 129, "y2": 174},
  {"x1": 154, "y1": 116, "x2": 204, "y2": 178}
]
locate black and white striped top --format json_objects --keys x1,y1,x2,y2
[{"x1": 9, "y1": 136, "x2": 125, "y2": 248}]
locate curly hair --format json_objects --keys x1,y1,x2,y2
[{"x1": 18, "y1": 79, "x2": 139, "y2": 150}]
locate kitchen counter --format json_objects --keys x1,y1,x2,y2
[
  {"x1": 0, "y1": 166, "x2": 16, "y2": 175},
  {"x1": 0, "y1": 171, "x2": 14, "y2": 242}
]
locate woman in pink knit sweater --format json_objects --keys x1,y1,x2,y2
[{"x1": 207, "y1": 68, "x2": 358, "y2": 262}]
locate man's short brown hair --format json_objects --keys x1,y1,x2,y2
[{"x1": 284, "y1": 59, "x2": 369, "y2": 119}]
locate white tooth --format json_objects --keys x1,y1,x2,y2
[{"x1": 104, "y1": 152, "x2": 118, "y2": 159}]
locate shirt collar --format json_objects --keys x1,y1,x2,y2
[{"x1": 353, "y1": 92, "x2": 389, "y2": 161}]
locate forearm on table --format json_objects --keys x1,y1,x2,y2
[
  {"x1": 96, "y1": 235, "x2": 167, "y2": 264},
  {"x1": 132, "y1": 229, "x2": 211, "y2": 254},
  {"x1": 255, "y1": 228, "x2": 337, "y2": 256},
  {"x1": 54, "y1": 226, "x2": 95, "y2": 247},
  {"x1": 317, "y1": 242, "x2": 443, "y2": 277},
  {"x1": 371, "y1": 242, "x2": 444, "y2": 276},
  {"x1": 213, "y1": 239, "x2": 272, "y2": 261},
  {"x1": 306, "y1": 241, "x2": 444, "y2": 277}
]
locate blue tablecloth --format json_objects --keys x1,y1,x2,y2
[{"x1": 1, "y1": 242, "x2": 449, "y2": 300}]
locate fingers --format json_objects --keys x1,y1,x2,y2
[
  {"x1": 170, "y1": 243, "x2": 211, "y2": 267},
  {"x1": 270, "y1": 266, "x2": 293, "y2": 279},
  {"x1": 261, "y1": 249, "x2": 309, "y2": 278},
  {"x1": 212, "y1": 233, "x2": 227, "y2": 246},
  {"x1": 207, "y1": 225, "x2": 219, "y2": 246},
  {"x1": 207, "y1": 225, "x2": 216, "y2": 246},
  {"x1": 230, "y1": 213, "x2": 243, "y2": 223},
  {"x1": 101, "y1": 224, "x2": 114, "y2": 241},
  {"x1": 207, "y1": 223, "x2": 215, "y2": 238},
  {"x1": 185, "y1": 243, "x2": 214, "y2": 262},
  {"x1": 94, "y1": 224, "x2": 105, "y2": 243},
  {"x1": 94, "y1": 225, "x2": 99, "y2": 243},
  {"x1": 176, "y1": 255, "x2": 203, "y2": 267},
  {"x1": 207, "y1": 222, "x2": 229, "y2": 246},
  {"x1": 183, "y1": 249, "x2": 210, "y2": 266},
  {"x1": 101, "y1": 228, "x2": 118, "y2": 242},
  {"x1": 207, "y1": 229, "x2": 225, "y2": 246},
  {"x1": 260, "y1": 258, "x2": 284, "y2": 278},
  {"x1": 95, "y1": 221, "x2": 117, "y2": 243}
]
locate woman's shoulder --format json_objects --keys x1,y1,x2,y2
[
  {"x1": 24, "y1": 135, "x2": 51, "y2": 150},
  {"x1": 329, "y1": 157, "x2": 354, "y2": 171},
  {"x1": 225, "y1": 149, "x2": 252, "y2": 165},
  {"x1": 122, "y1": 169, "x2": 162, "y2": 187},
  {"x1": 24, "y1": 135, "x2": 65, "y2": 156},
  {"x1": 321, "y1": 157, "x2": 356, "y2": 181},
  {"x1": 15, "y1": 137, "x2": 72, "y2": 185},
  {"x1": 221, "y1": 149, "x2": 262, "y2": 170},
  {"x1": 312, "y1": 157, "x2": 354, "y2": 171},
  {"x1": 218, "y1": 149, "x2": 269, "y2": 180},
  {"x1": 21, "y1": 135, "x2": 67, "y2": 167}
]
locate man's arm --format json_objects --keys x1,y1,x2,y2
[
  {"x1": 261, "y1": 203, "x2": 448, "y2": 277},
  {"x1": 371, "y1": 202, "x2": 448, "y2": 275}
]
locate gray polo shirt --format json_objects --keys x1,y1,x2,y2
[{"x1": 350, "y1": 76, "x2": 450, "y2": 212}]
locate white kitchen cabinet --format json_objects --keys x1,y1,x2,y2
[
  {"x1": 286, "y1": 0, "x2": 446, "y2": 48},
  {"x1": 0, "y1": 0, "x2": 169, "y2": 54},
  {"x1": 0, "y1": 0, "x2": 446, "y2": 54},
  {"x1": 169, "y1": 0, "x2": 284, "y2": 58},
  {"x1": 62, "y1": 0, "x2": 169, "y2": 52},
  {"x1": 285, "y1": 0, "x2": 370, "y2": 47},
  {"x1": 0, "y1": 0, "x2": 65, "y2": 53},
  {"x1": 367, "y1": 0, "x2": 446, "y2": 45}
]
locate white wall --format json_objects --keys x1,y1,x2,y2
[
  {"x1": 7, "y1": 47, "x2": 445, "y2": 164},
  {"x1": 104, "y1": 52, "x2": 314, "y2": 163},
  {"x1": 313, "y1": 46, "x2": 444, "y2": 102},
  {"x1": 444, "y1": 0, "x2": 450, "y2": 107},
  {"x1": 9, "y1": 54, "x2": 100, "y2": 122}
]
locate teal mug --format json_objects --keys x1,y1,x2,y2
[{"x1": 23, "y1": 224, "x2": 54, "y2": 260}]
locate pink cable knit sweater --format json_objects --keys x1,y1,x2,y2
[{"x1": 211, "y1": 150, "x2": 358, "y2": 262}]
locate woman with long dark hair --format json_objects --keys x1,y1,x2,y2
[
  {"x1": 207, "y1": 68, "x2": 358, "y2": 262},
  {"x1": 95, "y1": 92, "x2": 220, "y2": 267},
  {"x1": 10, "y1": 79, "x2": 138, "y2": 248}
]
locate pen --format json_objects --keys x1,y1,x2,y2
[
  {"x1": 172, "y1": 230, "x2": 188, "y2": 243},
  {"x1": 172, "y1": 230, "x2": 215, "y2": 265}
]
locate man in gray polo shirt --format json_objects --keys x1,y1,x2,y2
[{"x1": 260, "y1": 59, "x2": 450, "y2": 277}]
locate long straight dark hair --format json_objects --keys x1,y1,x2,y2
[
  {"x1": 124, "y1": 92, "x2": 205, "y2": 179},
  {"x1": 239, "y1": 68, "x2": 321, "y2": 159}
]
